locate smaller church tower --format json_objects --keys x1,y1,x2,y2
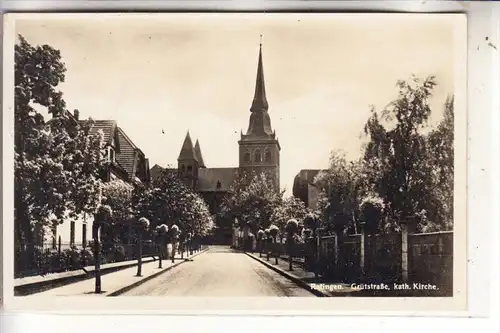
[
  {"x1": 194, "y1": 139, "x2": 206, "y2": 168},
  {"x1": 177, "y1": 131, "x2": 200, "y2": 189}
]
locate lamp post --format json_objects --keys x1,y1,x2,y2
[
  {"x1": 155, "y1": 224, "x2": 168, "y2": 269},
  {"x1": 136, "y1": 217, "x2": 150, "y2": 277},
  {"x1": 92, "y1": 205, "x2": 112, "y2": 293}
]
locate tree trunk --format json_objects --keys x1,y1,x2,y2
[
  {"x1": 94, "y1": 237, "x2": 101, "y2": 293},
  {"x1": 136, "y1": 232, "x2": 143, "y2": 276}
]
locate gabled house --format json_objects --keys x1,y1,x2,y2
[{"x1": 46, "y1": 109, "x2": 151, "y2": 250}]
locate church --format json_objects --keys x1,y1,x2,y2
[{"x1": 150, "y1": 42, "x2": 281, "y2": 243}]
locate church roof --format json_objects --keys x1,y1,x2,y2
[
  {"x1": 194, "y1": 139, "x2": 206, "y2": 168},
  {"x1": 197, "y1": 168, "x2": 238, "y2": 192},
  {"x1": 177, "y1": 131, "x2": 197, "y2": 161}
]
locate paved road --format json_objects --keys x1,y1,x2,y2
[{"x1": 121, "y1": 246, "x2": 315, "y2": 297}]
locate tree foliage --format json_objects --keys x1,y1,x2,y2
[
  {"x1": 133, "y1": 169, "x2": 214, "y2": 238},
  {"x1": 313, "y1": 151, "x2": 366, "y2": 234},
  {"x1": 14, "y1": 35, "x2": 105, "y2": 247},
  {"x1": 314, "y1": 75, "x2": 454, "y2": 234},
  {"x1": 270, "y1": 196, "x2": 308, "y2": 231},
  {"x1": 220, "y1": 170, "x2": 283, "y2": 233}
]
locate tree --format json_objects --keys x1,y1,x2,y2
[
  {"x1": 100, "y1": 179, "x2": 134, "y2": 248},
  {"x1": 14, "y1": 33, "x2": 107, "y2": 281},
  {"x1": 133, "y1": 169, "x2": 214, "y2": 239},
  {"x1": 270, "y1": 196, "x2": 308, "y2": 232},
  {"x1": 424, "y1": 96, "x2": 454, "y2": 231},
  {"x1": 15, "y1": 34, "x2": 67, "y2": 248},
  {"x1": 313, "y1": 150, "x2": 365, "y2": 234},
  {"x1": 14, "y1": 35, "x2": 105, "y2": 252},
  {"x1": 220, "y1": 169, "x2": 283, "y2": 233},
  {"x1": 362, "y1": 75, "x2": 437, "y2": 232}
]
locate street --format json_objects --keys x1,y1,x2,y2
[{"x1": 120, "y1": 246, "x2": 316, "y2": 297}]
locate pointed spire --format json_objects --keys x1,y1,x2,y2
[
  {"x1": 194, "y1": 139, "x2": 206, "y2": 168},
  {"x1": 250, "y1": 35, "x2": 268, "y2": 113},
  {"x1": 177, "y1": 131, "x2": 197, "y2": 161}
]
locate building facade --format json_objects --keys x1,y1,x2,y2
[
  {"x1": 292, "y1": 169, "x2": 327, "y2": 210},
  {"x1": 151, "y1": 43, "x2": 280, "y2": 244},
  {"x1": 46, "y1": 110, "x2": 151, "y2": 250}
]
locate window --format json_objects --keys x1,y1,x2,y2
[
  {"x1": 187, "y1": 165, "x2": 193, "y2": 175},
  {"x1": 264, "y1": 149, "x2": 272, "y2": 162},
  {"x1": 243, "y1": 150, "x2": 250, "y2": 163},
  {"x1": 70, "y1": 221, "x2": 75, "y2": 246},
  {"x1": 254, "y1": 149, "x2": 262, "y2": 163},
  {"x1": 107, "y1": 146, "x2": 115, "y2": 163},
  {"x1": 216, "y1": 181, "x2": 222, "y2": 190},
  {"x1": 181, "y1": 165, "x2": 186, "y2": 173}
]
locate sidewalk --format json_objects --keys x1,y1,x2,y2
[
  {"x1": 246, "y1": 252, "x2": 362, "y2": 297},
  {"x1": 28, "y1": 249, "x2": 209, "y2": 297}
]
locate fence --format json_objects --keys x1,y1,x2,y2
[
  {"x1": 14, "y1": 238, "x2": 202, "y2": 278},
  {"x1": 365, "y1": 233, "x2": 402, "y2": 283},
  {"x1": 251, "y1": 225, "x2": 453, "y2": 295},
  {"x1": 408, "y1": 231, "x2": 453, "y2": 294}
]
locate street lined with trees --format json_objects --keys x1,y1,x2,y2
[
  {"x1": 14, "y1": 34, "x2": 453, "y2": 296},
  {"x1": 14, "y1": 36, "x2": 215, "y2": 291}
]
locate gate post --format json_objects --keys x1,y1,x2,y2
[
  {"x1": 359, "y1": 221, "x2": 368, "y2": 276},
  {"x1": 400, "y1": 216, "x2": 416, "y2": 283}
]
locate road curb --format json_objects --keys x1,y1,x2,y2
[
  {"x1": 15, "y1": 257, "x2": 158, "y2": 296},
  {"x1": 244, "y1": 252, "x2": 330, "y2": 297},
  {"x1": 107, "y1": 247, "x2": 210, "y2": 296}
]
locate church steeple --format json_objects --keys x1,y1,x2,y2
[
  {"x1": 245, "y1": 37, "x2": 274, "y2": 137},
  {"x1": 194, "y1": 139, "x2": 206, "y2": 168},
  {"x1": 250, "y1": 36, "x2": 268, "y2": 113},
  {"x1": 177, "y1": 131, "x2": 196, "y2": 161}
]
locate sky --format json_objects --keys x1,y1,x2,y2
[{"x1": 15, "y1": 13, "x2": 460, "y2": 196}]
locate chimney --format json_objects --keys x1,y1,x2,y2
[{"x1": 73, "y1": 109, "x2": 80, "y2": 120}]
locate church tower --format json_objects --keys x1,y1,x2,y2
[
  {"x1": 238, "y1": 39, "x2": 281, "y2": 190},
  {"x1": 177, "y1": 131, "x2": 200, "y2": 189}
]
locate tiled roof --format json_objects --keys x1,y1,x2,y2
[
  {"x1": 150, "y1": 164, "x2": 165, "y2": 182},
  {"x1": 87, "y1": 120, "x2": 117, "y2": 145},
  {"x1": 116, "y1": 127, "x2": 138, "y2": 179},
  {"x1": 197, "y1": 167, "x2": 238, "y2": 192}
]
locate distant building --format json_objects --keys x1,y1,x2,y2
[
  {"x1": 292, "y1": 169, "x2": 327, "y2": 210},
  {"x1": 45, "y1": 109, "x2": 151, "y2": 249},
  {"x1": 151, "y1": 42, "x2": 280, "y2": 243}
]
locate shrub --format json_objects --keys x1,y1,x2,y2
[{"x1": 285, "y1": 219, "x2": 299, "y2": 234}]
